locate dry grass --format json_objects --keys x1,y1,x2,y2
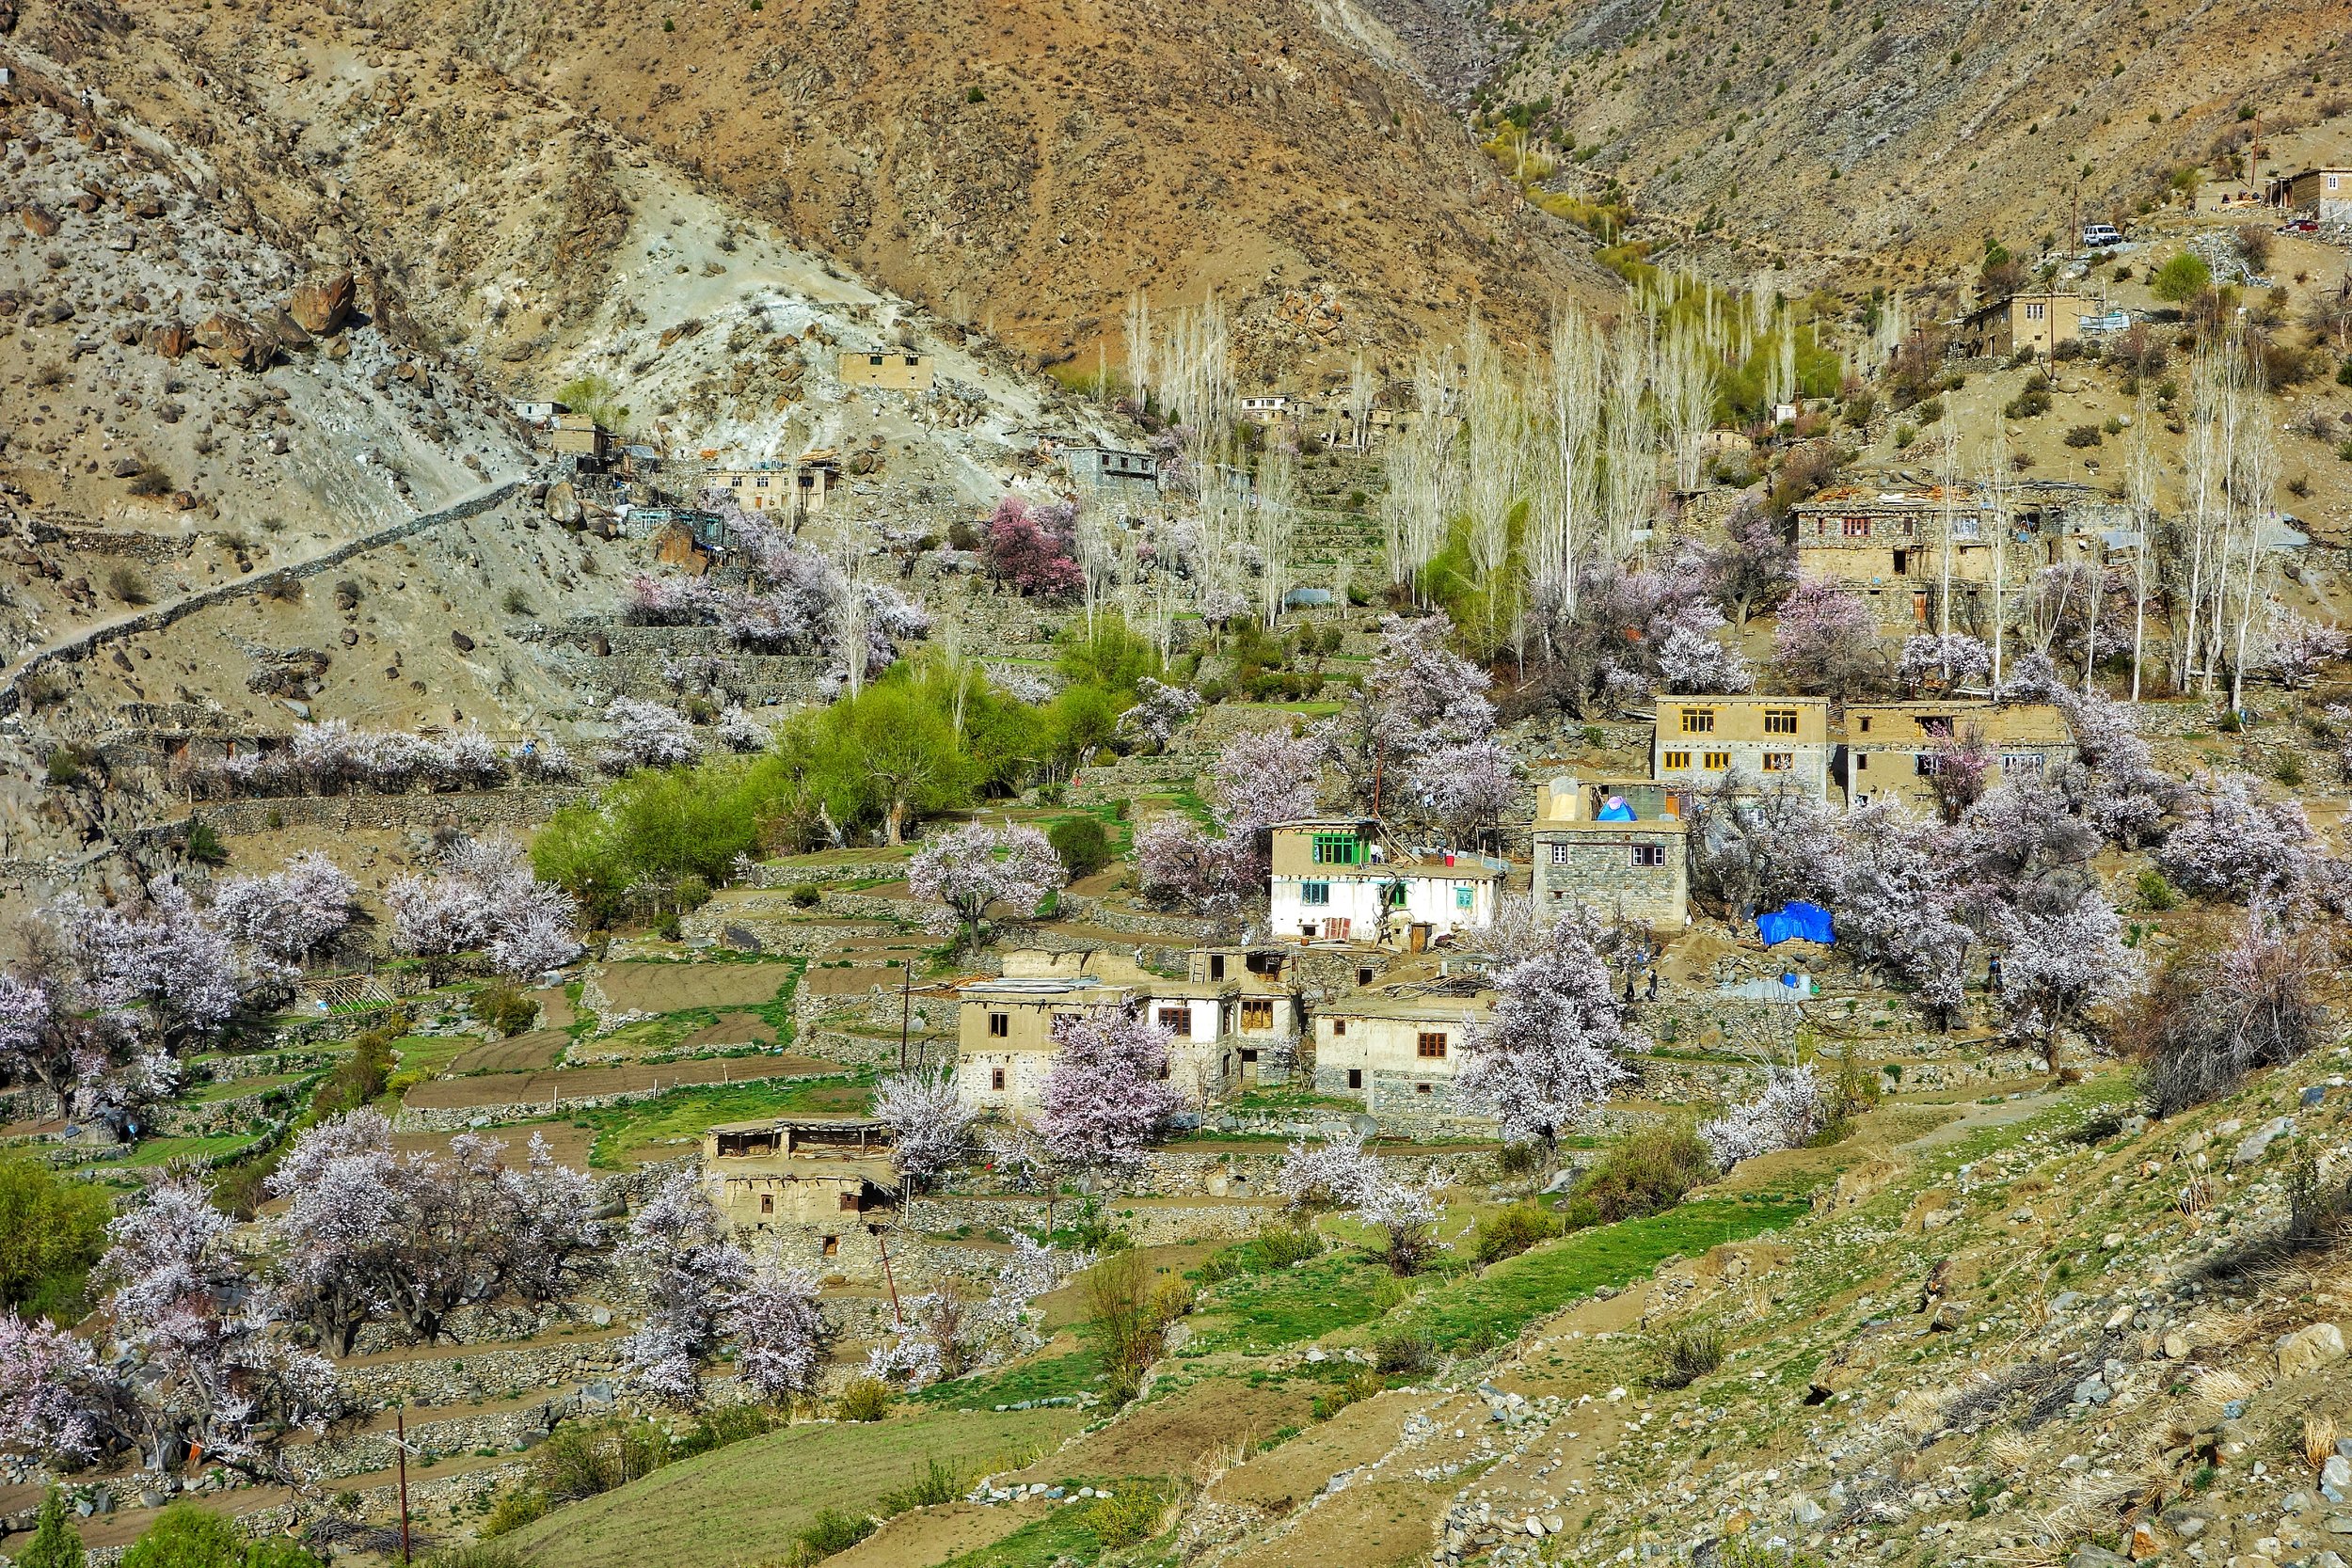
[
  {"x1": 2190, "y1": 1366, "x2": 2261, "y2": 1418},
  {"x1": 1985, "y1": 1429, "x2": 2036, "y2": 1476},
  {"x1": 2305, "y1": 1413, "x2": 2339, "y2": 1469}
]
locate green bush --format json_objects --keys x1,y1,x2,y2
[
  {"x1": 879, "y1": 1456, "x2": 965, "y2": 1513},
  {"x1": 122, "y1": 1503, "x2": 322, "y2": 1568},
  {"x1": 473, "y1": 983, "x2": 540, "y2": 1038},
  {"x1": 17, "y1": 1488, "x2": 84, "y2": 1568},
  {"x1": 1371, "y1": 1323, "x2": 1436, "y2": 1374},
  {"x1": 0, "y1": 1156, "x2": 111, "y2": 1319},
  {"x1": 44, "y1": 748, "x2": 82, "y2": 786},
  {"x1": 1471, "y1": 1201, "x2": 1564, "y2": 1265},
  {"x1": 185, "y1": 818, "x2": 227, "y2": 865},
  {"x1": 1561, "y1": 1127, "x2": 1715, "y2": 1228},
  {"x1": 2276, "y1": 752, "x2": 2306, "y2": 786},
  {"x1": 835, "y1": 1377, "x2": 892, "y2": 1422},
  {"x1": 2134, "y1": 868, "x2": 2180, "y2": 911},
  {"x1": 422, "y1": 1544, "x2": 529, "y2": 1568},
  {"x1": 2063, "y1": 424, "x2": 2103, "y2": 448},
  {"x1": 1647, "y1": 1323, "x2": 1725, "y2": 1388},
  {"x1": 788, "y1": 882, "x2": 823, "y2": 908},
  {"x1": 477, "y1": 1483, "x2": 550, "y2": 1539},
  {"x1": 531, "y1": 1417, "x2": 671, "y2": 1501},
  {"x1": 1254, "y1": 1219, "x2": 1325, "y2": 1267},
  {"x1": 1311, "y1": 1366, "x2": 1387, "y2": 1420},
  {"x1": 1087, "y1": 1487, "x2": 1168, "y2": 1549},
  {"x1": 1048, "y1": 816, "x2": 1112, "y2": 879},
  {"x1": 2152, "y1": 251, "x2": 2213, "y2": 304},
  {"x1": 795, "y1": 1509, "x2": 875, "y2": 1560}
]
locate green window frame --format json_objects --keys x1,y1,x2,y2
[
  {"x1": 1301, "y1": 880, "x2": 1330, "y2": 906},
  {"x1": 1383, "y1": 880, "x2": 1408, "y2": 908},
  {"x1": 1311, "y1": 832, "x2": 1360, "y2": 865}
]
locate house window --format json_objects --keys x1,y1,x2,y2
[
  {"x1": 2025, "y1": 302, "x2": 2045, "y2": 321},
  {"x1": 988, "y1": 1012, "x2": 1009, "y2": 1037},
  {"x1": 1240, "y1": 999, "x2": 1275, "y2": 1031},
  {"x1": 1384, "y1": 882, "x2": 1408, "y2": 908},
  {"x1": 1843, "y1": 515, "x2": 1870, "y2": 537},
  {"x1": 1663, "y1": 750, "x2": 1692, "y2": 769},
  {"x1": 1762, "y1": 752, "x2": 1793, "y2": 772},
  {"x1": 1892, "y1": 548, "x2": 1909, "y2": 575},
  {"x1": 838, "y1": 1191, "x2": 859, "y2": 1212},
  {"x1": 1416, "y1": 1082, "x2": 1433, "y2": 1095},
  {"x1": 1331, "y1": 1018, "x2": 1347, "y2": 1037},
  {"x1": 1679, "y1": 708, "x2": 1716, "y2": 734},
  {"x1": 1764, "y1": 709, "x2": 1799, "y2": 735},
  {"x1": 1240, "y1": 1048, "x2": 1259, "y2": 1063},
  {"x1": 1346, "y1": 1068, "x2": 1362, "y2": 1089},
  {"x1": 2002, "y1": 752, "x2": 2047, "y2": 776},
  {"x1": 1703, "y1": 751, "x2": 1731, "y2": 770},
  {"x1": 1858, "y1": 715, "x2": 1872, "y2": 734},
  {"x1": 1301, "y1": 880, "x2": 1330, "y2": 906},
  {"x1": 1358, "y1": 967, "x2": 1375, "y2": 986},
  {"x1": 1630, "y1": 844, "x2": 1666, "y2": 868},
  {"x1": 990, "y1": 1068, "x2": 1006, "y2": 1091},
  {"x1": 1157, "y1": 1005, "x2": 1193, "y2": 1035},
  {"x1": 1549, "y1": 842, "x2": 1572, "y2": 865},
  {"x1": 1417, "y1": 1032, "x2": 1448, "y2": 1059},
  {"x1": 821, "y1": 1235, "x2": 839, "y2": 1257},
  {"x1": 868, "y1": 353, "x2": 886, "y2": 365},
  {"x1": 760, "y1": 1194, "x2": 774, "y2": 1215},
  {"x1": 1855, "y1": 752, "x2": 1870, "y2": 770},
  {"x1": 1311, "y1": 832, "x2": 1361, "y2": 865},
  {"x1": 1209, "y1": 954, "x2": 1226, "y2": 980},
  {"x1": 1915, "y1": 752, "x2": 1938, "y2": 777},
  {"x1": 902, "y1": 355, "x2": 920, "y2": 367},
  {"x1": 1454, "y1": 885, "x2": 1473, "y2": 910}
]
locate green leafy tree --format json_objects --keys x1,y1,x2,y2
[
  {"x1": 1048, "y1": 816, "x2": 1113, "y2": 878},
  {"x1": 0, "y1": 1155, "x2": 111, "y2": 1318},
  {"x1": 20, "y1": 1488, "x2": 85, "y2": 1568},
  {"x1": 1055, "y1": 612, "x2": 1161, "y2": 699},
  {"x1": 2152, "y1": 252, "x2": 2213, "y2": 304},
  {"x1": 121, "y1": 1504, "x2": 323, "y2": 1568}
]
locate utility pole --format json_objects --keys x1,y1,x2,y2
[
  {"x1": 898, "y1": 970, "x2": 913, "y2": 1072},
  {"x1": 872, "y1": 1223, "x2": 903, "y2": 1328},
  {"x1": 395, "y1": 1406, "x2": 412, "y2": 1565}
]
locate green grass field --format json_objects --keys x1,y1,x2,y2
[
  {"x1": 574, "y1": 1074, "x2": 873, "y2": 1166},
  {"x1": 919, "y1": 1346, "x2": 1104, "y2": 1413},
  {"x1": 503, "y1": 1406, "x2": 1082, "y2": 1568},
  {"x1": 115, "y1": 1133, "x2": 265, "y2": 1168},
  {"x1": 185, "y1": 1072, "x2": 311, "y2": 1103},
  {"x1": 1185, "y1": 1251, "x2": 1396, "y2": 1356}
]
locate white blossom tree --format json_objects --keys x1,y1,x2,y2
[
  {"x1": 1457, "y1": 917, "x2": 1635, "y2": 1155},
  {"x1": 907, "y1": 822, "x2": 1066, "y2": 953},
  {"x1": 1699, "y1": 1064, "x2": 1825, "y2": 1170},
  {"x1": 1994, "y1": 892, "x2": 2140, "y2": 1061},
  {"x1": 598, "y1": 696, "x2": 703, "y2": 773},
  {"x1": 875, "y1": 1068, "x2": 976, "y2": 1194},
  {"x1": 2158, "y1": 772, "x2": 2314, "y2": 901},
  {"x1": 386, "y1": 834, "x2": 580, "y2": 977},
  {"x1": 619, "y1": 1171, "x2": 751, "y2": 1407},
  {"x1": 726, "y1": 1251, "x2": 828, "y2": 1404},
  {"x1": 1355, "y1": 1168, "x2": 1449, "y2": 1276},
  {"x1": 208, "y1": 851, "x2": 358, "y2": 976},
  {"x1": 1275, "y1": 1136, "x2": 1381, "y2": 1212},
  {"x1": 1400, "y1": 737, "x2": 1520, "y2": 849},
  {"x1": 1117, "y1": 677, "x2": 1201, "y2": 750},
  {"x1": 1038, "y1": 1005, "x2": 1184, "y2": 1180}
]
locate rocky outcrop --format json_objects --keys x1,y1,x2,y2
[
  {"x1": 194, "y1": 311, "x2": 272, "y2": 372},
  {"x1": 286, "y1": 270, "x2": 356, "y2": 335}
]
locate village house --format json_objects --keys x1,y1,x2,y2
[
  {"x1": 705, "y1": 455, "x2": 838, "y2": 518},
  {"x1": 1183, "y1": 947, "x2": 1306, "y2": 1086},
  {"x1": 1240, "y1": 393, "x2": 1293, "y2": 419},
  {"x1": 838, "y1": 350, "x2": 936, "y2": 393},
  {"x1": 1651, "y1": 697, "x2": 1833, "y2": 800},
  {"x1": 699, "y1": 1116, "x2": 898, "y2": 1282},
  {"x1": 1529, "y1": 776, "x2": 1689, "y2": 928},
  {"x1": 1841, "y1": 702, "x2": 2078, "y2": 812},
  {"x1": 1789, "y1": 486, "x2": 2003, "y2": 628},
  {"x1": 2266, "y1": 166, "x2": 2352, "y2": 224},
  {"x1": 547, "y1": 411, "x2": 612, "y2": 465},
  {"x1": 1266, "y1": 817, "x2": 1502, "y2": 949},
  {"x1": 1063, "y1": 445, "x2": 1161, "y2": 500},
  {"x1": 1310, "y1": 984, "x2": 1497, "y2": 1122},
  {"x1": 954, "y1": 951, "x2": 1253, "y2": 1117},
  {"x1": 1956, "y1": 292, "x2": 2092, "y2": 359}
]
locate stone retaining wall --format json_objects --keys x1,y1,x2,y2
[
  {"x1": 171, "y1": 784, "x2": 594, "y2": 839},
  {"x1": 334, "y1": 1338, "x2": 625, "y2": 1408},
  {"x1": 295, "y1": 1407, "x2": 554, "y2": 1482},
  {"x1": 909, "y1": 1194, "x2": 1268, "y2": 1246}
]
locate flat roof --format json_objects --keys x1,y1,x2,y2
[
  {"x1": 708, "y1": 1115, "x2": 889, "y2": 1133},
  {"x1": 1844, "y1": 702, "x2": 2074, "y2": 744},
  {"x1": 1533, "y1": 817, "x2": 1690, "y2": 834},
  {"x1": 1323, "y1": 990, "x2": 1497, "y2": 1022}
]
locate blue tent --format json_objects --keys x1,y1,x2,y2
[
  {"x1": 1756, "y1": 901, "x2": 1835, "y2": 945},
  {"x1": 1595, "y1": 797, "x2": 1637, "y2": 821}
]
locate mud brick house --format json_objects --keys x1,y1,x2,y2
[
  {"x1": 838, "y1": 350, "x2": 935, "y2": 393},
  {"x1": 1841, "y1": 702, "x2": 2077, "y2": 812},
  {"x1": 1790, "y1": 486, "x2": 2003, "y2": 628},
  {"x1": 2267, "y1": 166, "x2": 2352, "y2": 223},
  {"x1": 953, "y1": 950, "x2": 1250, "y2": 1117},
  {"x1": 1310, "y1": 985, "x2": 1497, "y2": 1123},
  {"x1": 700, "y1": 1116, "x2": 898, "y2": 1282},
  {"x1": 1266, "y1": 817, "x2": 1502, "y2": 949},
  {"x1": 1529, "y1": 776, "x2": 1689, "y2": 928},
  {"x1": 707, "y1": 455, "x2": 837, "y2": 517},
  {"x1": 547, "y1": 411, "x2": 611, "y2": 465},
  {"x1": 1651, "y1": 697, "x2": 1833, "y2": 800},
  {"x1": 1957, "y1": 292, "x2": 2091, "y2": 359}
]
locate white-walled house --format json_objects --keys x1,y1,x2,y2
[{"x1": 1266, "y1": 817, "x2": 1502, "y2": 949}]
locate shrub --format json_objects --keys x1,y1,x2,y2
[
  {"x1": 1648, "y1": 1323, "x2": 1725, "y2": 1388},
  {"x1": 1471, "y1": 1201, "x2": 1564, "y2": 1265},
  {"x1": 1255, "y1": 1219, "x2": 1326, "y2": 1266},
  {"x1": 184, "y1": 818, "x2": 227, "y2": 865},
  {"x1": 123, "y1": 1502, "x2": 322, "y2": 1568},
  {"x1": 477, "y1": 1483, "x2": 550, "y2": 1538},
  {"x1": 44, "y1": 747, "x2": 82, "y2": 786},
  {"x1": 1311, "y1": 1366, "x2": 1387, "y2": 1420},
  {"x1": 1047, "y1": 816, "x2": 1112, "y2": 879},
  {"x1": 106, "y1": 564, "x2": 153, "y2": 604},
  {"x1": 424, "y1": 1543, "x2": 530, "y2": 1568},
  {"x1": 2063, "y1": 424, "x2": 2104, "y2": 448},
  {"x1": 835, "y1": 1377, "x2": 892, "y2": 1422},
  {"x1": 879, "y1": 1457, "x2": 965, "y2": 1513},
  {"x1": 1562, "y1": 1127, "x2": 1714, "y2": 1228},
  {"x1": 1493, "y1": 1141, "x2": 1542, "y2": 1180},
  {"x1": 1088, "y1": 1487, "x2": 1168, "y2": 1549},
  {"x1": 0, "y1": 1156, "x2": 111, "y2": 1318},
  {"x1": 1086, "y1": 1250, "x2": 1191, "y2": 1405},
  {"x1": 474, "y1": 982, "x2": 540, "y2": 1038},
  {"x1": 794, "y1": 1508, "x2": 874, "y2": 1560},
  {"x1": 1372, "y1": 1323, "x2": 1436, "y2": 1374},
  {"x1": 2276, "y1": 752, "x2": 2306, "y2": 786},
  {"x1": 18, "y1": 1489, "x2": 85, "y2": 1568},
  {"x1": 2003, "y1": 386, "x2": 2052, "y2": 420},
  {"x1": 2129, "y1": 920, "x2": 2324, "y2": 1117},
  {"x1": 125, "y1": 463, "x2": 171, "y2": 498},
  {"x1": 788, "y1": 882, "x2": 823, "y2": 908},
  {"x1": 2152, "y1": 251, "x2": 2213, "y2": 304},
  {"x1": 531, "y1": 1417, "x2": 670, "y2": 1500},
  {"x1": 501, "y1": 587, "x2": 533, "y2": 616}
]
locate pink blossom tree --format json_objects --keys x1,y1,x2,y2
[
  {"x1": 1687, "y1": 780, "x2": 1840, "y2": 924},
  {"x1": 1401, "y1": 737, "x2": 1521, "y2": 849},
  {"x1": 1210, "y1": 725, "x2": 1326, "y2": 840},
  {"x1": 2260, "y1": 603, "x2": 2351, "y2": 688},
  {"x1": 1701, "y1": 498, "x2": 1796, "y2": 627},
  {"x1": 209, "y1": 851, "x2": 357, "y2": 975},
  {"x1": 984, "y1": 496, "x2": 1086, "y2": 598},
  {"x1": 874, "y1": 1068, "x2": 977, "y2": 1194},
  {"x1": 1771, "y1": 577, "x2": 1887, "y2": 698},
  {"x1": 907, "y1": 822, "x2": 1066, "y2": 953},
  {"x1": 1827, "y1": 805, "x2": 1973, "y2": 1022},
  {"x1": 1132, "y1": 813, "x2": 1255, "y2": 914},
  {"x1": 1116, "y1": 678, "x2": 1202, "y2": 750},
  {"x1": 2157, "y1": 773, "x2": 2314, "y2": 902},
  {"x1": 1895, "y1": 632, "x2": 1992, "y2": 697},
  {"x1": 269, "y1": 1110, "x2": 602, "y2": 1353},
  {"x1": 1457, "y1": 917, "x2": 1635, "y2": 1155},
  {"x1": 619, "y1": 1171, "x2": 751, "y2": 1407},
  {"x1": 1326, "y1": 613, "x2": 1496, "y2": 800},
  {"x1": 1038, "y1": 1005, "x2": 1184, "y2": 1179},
  {"x1": 725, "y1": 1250, "x2": 828, "y2": 1405},
  {"x1": 1924, "y1": 723, "x2": 1995, "y2": 823},
  {"x1": 1994, "y1": 891, "x2": 2139, "y2": 1061}
]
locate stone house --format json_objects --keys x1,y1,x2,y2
[
  {"x1": 1790, "y1": 486, "x2": 2003, "y2": 629},
  {"x1": 1841, "y1": 702, "x2": 2077, "y2": 812},
  {"x1": 548, "y1": 412, "x2": 611, "y2": 465},
  {"x1": 1310, "y1": 987, "x2": 1498, "y2": 1124},
  {"x1": 699, "y1": 1116, "x2": 898, "y2": 1282},
  {"x1": 1651, "y1": 697, "x2": 1833, "y2": 800},
  {"x1": 1529, "y1": 776, "x2": 1689, "y2": 928},
  {"x1": 1267, "y1": 817, "x2": 1502, "y2": 949},
  {"x1": 2267, "y1": 166, "x2": 2352, "y2": 224},
  {"x1": 839, "y1": 350, "x2": 935, "y2": 393},
  {"x1": 954, "y1": 951, "x2": 1248, "y2": 1117},
  {"x1": 1064, "y1": 445, "x2": 1160, "y2": 500},
  {"x1": 1957, "y1": 292, "x2": 2091, "y2": 359},
  {"x1": 706, "y1": 455, "x2": 836, "y2": 517}
]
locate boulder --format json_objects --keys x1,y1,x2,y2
[
  {"x1": 451, "y1": 630, "x2": 476, "y2": 654},
  {"x1": 21, "y1": 205, "x2": 58, "y2": 239},
  {"x1": 544, "y1": 480, "x2": 583, "y2": 525},
  {"x1": 147, "y1": 322, "x2": 194, "y2": 358},
  {"x1": 2068, "y1": 1547, "x2": 2133, "y2": 1568},
  {"x1": 195, "y1": 312, "x2": 272, "y2": 372},
  {"x1": 287, "y1": 272, "x2": 356, "y2": 335},
  {"x1": 2279, "y1": 1323, "x2": 2345, "y2": 1380}
]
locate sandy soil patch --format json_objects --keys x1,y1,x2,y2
[
  {"x1": 675, "y1": 1010, "x2": 780, "y2": 1049},
  {"x1": 449, "y1": 1029, "x2": 568, "y2": 1074},
  {"x1": 596, "y1": 960, "x2": 799, "y2": 1014},
  {"x1": 822, "y1": 1499, "x2": 1049, "y2": 1567},
  {"x1": 1013, "y1": 1377, "x2": 1315, "y2": 1482}
]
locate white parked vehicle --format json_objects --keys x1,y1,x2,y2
[{"x1": 2081, "y1": 224, "x2": 2125, "y2": 248}]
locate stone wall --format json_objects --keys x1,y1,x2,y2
[
  {"x1": 295, "y1": 1406, "x2": 557, "y2": 1482},
  {"x1": 333, "y1": 1337, "x2": 627, "y2": 1408},
  {"x1": 174, "y1": 784, "x2": 594, "y2": 839},
  {"x1": 909, "y1": 1193, "x2": 1268, "y2": 1246}
]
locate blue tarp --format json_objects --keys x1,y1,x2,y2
[
  {"x1": 1757, "y1": 901, "x2": 1835, "y2": 945},
  {"x1": 1595, "y1": 797, "x2": 1637, "y2": 821}
]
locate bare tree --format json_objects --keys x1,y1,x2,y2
[
  {"x1": 1345, "y1": 350, "x2": 1376, "y2": 452},
  {"x1": 1603, "y1": 319, "x2": 1654, "y2": 560},
  {"x1": 2124, "y1": 392, "x2": 2158, "y2": 702},
  {"x1": 1122, "y1": 291, "x2": 1152, "y2": 409},
  {"x1": 1253, "y1": 447, "x2": 1298, "y2": 630},
  {"x1": 1542, "y1": 307, "x2": 1604, "y2": 619}
]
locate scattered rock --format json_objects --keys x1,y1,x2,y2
[
  {"x1": 20, "y1": 206, "x2": 58, "y2": 238},
  {"x1": 2069, "y1": 1546, "x2": 2134, "y2": 1568},
  {"x1": 545, "y1": 480, "x2": 583, "y2": 525},
  {"x1": 451, "y1": 630, "x2": 476, "y2": 653},
  {"x1": 146, "y1": 322, "x2": 194, "y2": 358},
  {"x1": 2234, "y1": 1117, "x2": 2293, "y2": 1166},
  {"x1": 2278, "y1": 1323, "x2": 2345, "y2": 1380},
  {"x1": 286, "y1": 270, "x2": 356, "y2": 335},
  {"x1": 195, "y1": 312, "x2": 272, "y2": 372}
]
